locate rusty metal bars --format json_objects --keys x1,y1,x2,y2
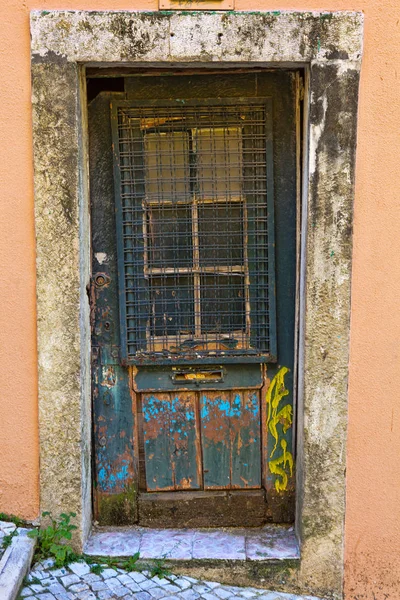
[{"x1": 111, "y1": 99, "x2": 276, "y2": 363}]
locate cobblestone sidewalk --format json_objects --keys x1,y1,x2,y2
[{"x1": 18, "y1": 559, "x2": 322, "y2": 600}]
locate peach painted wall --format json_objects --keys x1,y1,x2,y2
[{"x1": 0, "y1": 0, "x2": 399, "y2": 597}]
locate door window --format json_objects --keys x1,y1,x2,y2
[{"x1": 112, "y1": 101, "x2": 277, "y2": 363}]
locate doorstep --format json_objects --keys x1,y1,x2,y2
[
  {"x1": 84, "y1": 525, "x2": 299, "y2": 562},
  {"x1": 84, "y1": 525, "x2": 301, "y2": 592}
]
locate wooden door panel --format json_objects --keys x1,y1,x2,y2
[
  {"x1": 231, "y1": 391, "x2": 261, "y2": 488},
  {"x1": 142, "y1": 392, "x2": 201, "y2": 491},
  {"x1": 201, "y1": 390, "x2": 262, "y2": 489},
  {"x1": 201, "y1": 391, "x2": 232, "y2": 489}
]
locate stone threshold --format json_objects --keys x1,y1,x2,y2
[
  {"x1": 0, "y1": 527, "x2": 36, "y2": 600},
  {"x1": 84, "y1": 524, "x2": 299, "y2": 562}
]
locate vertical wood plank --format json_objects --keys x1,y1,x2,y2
[
  {"x1": 200, "y1": 391, "x2": 231, "y2": 489},
  {"x1": 170, "y1": 393, "x2": 202, "y2": 490},
  {"x1": 142, "y1": 392, "x2": 201, "y2": 491},
  {"x1": 231, "y1": 390, "x2": 261, "y2": 488},
  {"x1": 142, "y1": 394, "x2": 174, "y2": 491}
]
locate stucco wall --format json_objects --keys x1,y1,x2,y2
[{"x1": 0, "y1": 1, "x2": 399, "y2": 599}]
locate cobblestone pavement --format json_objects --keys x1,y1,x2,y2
[{"x1": 18, "y1": 559, "x2": 323, "y2": 600}]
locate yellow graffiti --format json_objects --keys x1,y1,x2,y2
[
  {"x1": 266, "y1": 367, "x2": 294, "y2": 492},
  {"x1": 269, "y1": 439, "x2": 294, "y2": 492}
]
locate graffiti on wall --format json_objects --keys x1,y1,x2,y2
[{"x1": 266, "y1": 366, "x2": 294, "y2": 492}]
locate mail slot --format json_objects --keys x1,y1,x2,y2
[{"x1": 171, "y1": 367, "x2": 225, "y2": 384}]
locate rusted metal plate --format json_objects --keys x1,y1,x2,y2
[{"x1": 142, "y1": 393, "x2": 201, "y2": 491}]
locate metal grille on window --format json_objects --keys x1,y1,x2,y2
[{"x1": 113, "y1": 100, "x2": 276, "y2": 362}]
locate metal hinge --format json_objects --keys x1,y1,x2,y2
[{"x1": 86, "y1": 278, "x2": 96, "y2": 334}]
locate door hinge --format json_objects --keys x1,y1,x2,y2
[{"x1": 86, "y1": 278, "x2": 96, "y2": 334}]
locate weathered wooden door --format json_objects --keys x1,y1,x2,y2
[{"x1": 89, "y1": 72, "x2": 298, "y2": 526}]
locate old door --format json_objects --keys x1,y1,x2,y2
[{"x1": 89, "y1": 72, "x2": 298, "y2": 526}]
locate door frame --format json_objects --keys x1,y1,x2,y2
[{"x1": 30, "y1": 10, "x2": 363, "y2": 598}]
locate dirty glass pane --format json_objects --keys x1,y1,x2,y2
[
  {"x1": 195, "y1": 127, "x2": 242, "y2": 199},
  {"x1": 144, "y1": 131, "x2": 190, "y2": 201},
  {"x1": 200, "y1": 274, "x2": 246, "y2": 333},
  {"x1": 146, "y1": 205, "x2": 192, "y2": 268},
  {"x1": 198, "y1": 202, "x2": 244, "y2": 266},
  {"x1": 149, "y1": 275, "x2": 195, "y2": 337}
]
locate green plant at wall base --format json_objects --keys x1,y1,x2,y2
[
  {"x1": 0, "y1": 513, "x2": 28, "y2": 527},
  {"x1": 28, "y1": 512, "x2": 79, "y2": 567}
]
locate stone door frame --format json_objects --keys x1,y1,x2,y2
[{"x1": 30, "y1": 10, "x2": 363, "y2": 598}]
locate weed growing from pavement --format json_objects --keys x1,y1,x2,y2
[
  {"x1": 26, "y1": 511, "x2": 172, "y2": 578},
  {"x1": 149, "y1": 557, "x2": 172, "y2": 579},
  {"x1": 28, "y1": 512, "x2": 79, "y2": 567}
]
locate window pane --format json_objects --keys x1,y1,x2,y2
[
  {"x1": 198, "y1": 202, "x2": 244, "y2": 266},
  {"x1": 195, "y1": 127, "x2": 242, "y2": 199},
  {"x1": 200, "y1": 274, "x2": 245, "y2": 333},
  {"x1": 150, "y1": 275, "x2": 195, "y2": 337},
  {"x1": 147, "y1": 205, "x2": 192, "y2": 268},
  {"x1": 144, "y1": 131, "x2": 190, "y2": 201}
]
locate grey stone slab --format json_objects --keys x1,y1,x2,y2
[
  {"x1": 102, "y1": 568, "x2": 120, "y2": 579},
  {"x1": 129, "y1": 572, "x2": 147, "y2": 584},
  {"x1": 0, "y1": 529, "x2": 36, "y2": 600},
  {"x1": 126, "y1": 582, "x2": 142, "y2": 592},
  {"x1": 174, "y1": 579, "x2": 191, "y2": 590},
  {"x1": 91, "y1": 581, "x2": 109, "y2": 592},
  {"x1": 49, "y1": 568, "x2": 69, "y2": 578},
  {"x1": 53, "y1": 592, "x2": 75, "y2": 600},
  {"x1": 214, "y1": 588, "x2": 234, "y2": 599},
  {"x1": 245, "y1": 526, "x2": 299, "y2": 561},
  {"x1": 140, "y1": 579, "x2": 158, "y2": 590},
  {"x1": 85, "y1": 531, "x2": 142, "y2": 558},
  {"x1": 36, "y1": 594, "x2": 57, "y2": 600},
  {"x1": 69, "y1": 561, "x2": 91, "y2": 576},
  {"x1": 179, "y1": 590, "x2": 200, "y2": 600},
  {"x1": 69, "y1": 582, "x2": 90, "y2": 592},
  {"x1": 75, "y1": 592, "x2": 96, "y2": 600},
  {"x1": 118, "y1": 574, "x2": 134, "y2": 585},
  {"x1": 21, "y1": 589, "x2": 34, "y2": 597},
  {"x1": 151, "y1": 577, "x2": 169, "y2": 587},
  {"x1": 133, "y1": 592, "x2": 152, "y2": 600},
  {"x1": 105, "y1": 576, "x2": 125, "y2": 590},
  {"x1": 48, "y1": 583, "x2": 68, "y2": 595},
  {"x1": 140, "y1": 530, "x2": 193, "y2": 560},
  {"x1": 148, "y1": 586, "x2": 169, "y2": 599},
  {"x1": 193, "y1": 585, "x2": 211, "y2": 594},
  {"x1": 31, "y1": 585, "x2": 47, "y2": 593},
  {"x1": 60, "y1": 574, "x2": 81, "y2": 587},
  {"x1": 82, "y1": 573, "x2": 101, "y2": 583},
  {"x1": 97, "y1": 590, "x2": 115, "y2": 600},
  {"x1": 203, "y1": 583, "x2": 221, "y2": 590},
  {"x1": 192, "y1": 530, "x2": 245, "y2": 560}
]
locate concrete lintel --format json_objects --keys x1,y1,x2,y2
[{"x1": 30, "y1": 10, "x2": 363, "y2": 65}]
